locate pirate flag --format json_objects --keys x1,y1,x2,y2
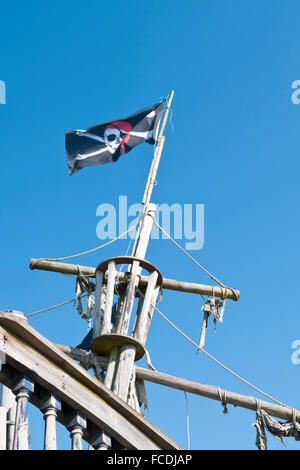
[{"x1": 66, "y1": 101, "x2": 166, "y2": 175}]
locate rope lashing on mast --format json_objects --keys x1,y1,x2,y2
[
  {"x1": 160, "y1": 92, "x2": 174, "y2": 133},
  {"x1": 150, "y1": 216, "x2": 238, "y2": 301},
  {"x1": 75, "y1": 265, "x2": 96, "y2": 327},
  {"x1": 197, "y1": 289, "x2": 228, "y2": 351},
  {"x1": 159, "y1": 93, "x2": 174, "y2": 133},
  {"x1": 253, "y1": 399, "x2": 300, "y2": 450},
  {"x1": 217, "y1": 387, "x2": 229, "y2": 414}
]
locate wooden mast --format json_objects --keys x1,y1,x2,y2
[{"x1": 102, "y1": 91, "x2": 175, "y2": 406}]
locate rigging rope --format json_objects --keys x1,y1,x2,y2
[
  {"x1": 135, "y1": 287, "x2": 286, "y2": 408},
  {"x1": 31, "y1": 219, "x2": 140, "y2": 266},
  {"x1": 28, "y1": 284, "x2": 288, "y2": 410},
  {"x1": 29, "y1": 214, "x2": 144, "y2": 316},
  {"x1": 27, "y1": 293, "x2": 89, "y2": 317},
  {"x1": 27, "y1": 209, "x2": 285, "y2": 409},
  {"x1": 151, "y1": 217, "x2": 238, "y2": 300}
]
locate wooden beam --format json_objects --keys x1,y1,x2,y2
[
  {"x1": 29, "y1": 258, "x2": 239, "y2": 301},
  {"x1": 54, "y1": 343, "x2": 300, "y2": 424},
  {"x1": 135, "y1": 368, "x2": 300, "y2": 424}
]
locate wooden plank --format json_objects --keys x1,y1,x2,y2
[
  {"x1": 142, "y1": 285, "x2": 160, "y2": 347},
  {"x1": 102, "y1": 261, "x2": 116, "y2": 334},
  {"x1": 118, "y1": 260, "x2": 141, "y2": 336},
  {"x1": 0, "y1": 312, "x2": 180, "y2": 450},
  {"x1": 93, "y1": 270, "x2": 103, "y2": 338},
  {"x1": 133, "y1": 271, "x2": 158, "y2": 345}
]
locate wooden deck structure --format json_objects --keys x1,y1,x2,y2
[{"x1": 0, "y1": 310, "x2": 181, "y2": 450}]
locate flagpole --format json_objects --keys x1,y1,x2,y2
[
  {"x1": 130, "y1": 90, "x2": 174, "y2": 259},
  {"x1": 142, "y1": 90, "x2": 174, "y2": 205},
  {"x1": 106, "y1": 91, "x2": 175, "y2": 407}
]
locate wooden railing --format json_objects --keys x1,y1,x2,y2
[{"x1": 0, "y1": 310, "x2": 180, "y2": 451}]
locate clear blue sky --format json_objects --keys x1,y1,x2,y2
[{"x1": 1, "y1": 0, "x2": 300, "y2": 450}]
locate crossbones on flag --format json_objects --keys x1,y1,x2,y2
[{"x1": 66, "y1": 101, "x2": 166, "y2": 175}]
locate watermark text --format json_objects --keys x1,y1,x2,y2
[
  {"x1": 96, "y1": 196, "x2": 204, "y2": 251},
  {"x1": 0, "y1": 80, "x2": 6, "y2": 104}
]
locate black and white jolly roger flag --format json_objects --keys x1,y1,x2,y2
[{"x1": 66, "y1": 101, "x2": 166, "y2": 175}]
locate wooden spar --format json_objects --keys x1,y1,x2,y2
[
  {"x1": 29, "y1": 258, "x2": 240, "y2": 301},
  {"x1": 135, "y1": 368, "x2": 300, "y2": 424},
  {"x1": 54, "y1": 343, "x2": 300, "y2": 425}
]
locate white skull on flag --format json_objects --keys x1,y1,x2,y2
[{"x1": 103, "y1": 121, "x2": 132, "y2": 154}]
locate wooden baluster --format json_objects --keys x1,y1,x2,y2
[
  {"x1": 0, "y1": 403, "x2": 6, "y2": 450},
  {"x1": 12, "y1": 375, "x2": 34, "y2": 450},
  {"x1": 66, "y1": 412, "x2": 87, "y2": 450},
  {"x1": 0, "y1": 384, "x2": 16, "y2": 450},
  {"x1": 91, "y1": 429, "x2": 112, "y2": 450},
  {"x1": 40, "y1": 393, "x2": 61, "y2": 450},
  {"x1": 0, "y1": 383, "x2": 7, "y2": 450},
  {"x1": 7, "y1": 405, "x2": 17, "y2": 450}
]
